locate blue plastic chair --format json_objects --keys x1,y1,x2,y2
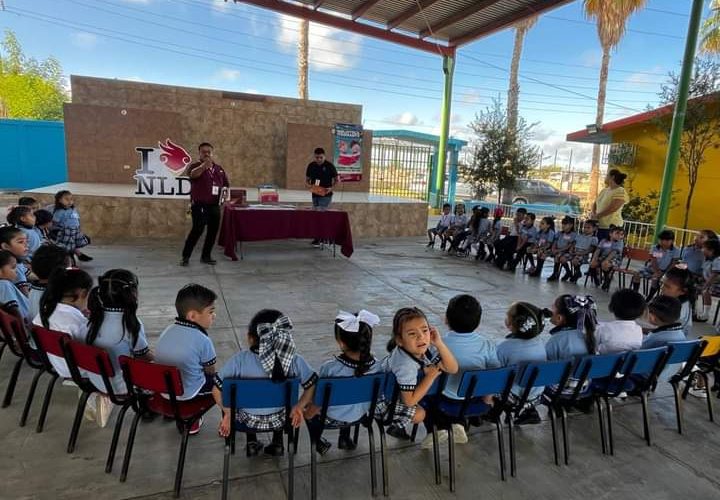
[
  {"x1": 567, "y1": 353, "x2": 626, "y2": 458},
  {"x1": 383, "y1": 370, "x2": 441, "y2": 443},
  {"x1": 663, "y1": 340, "x2": 706, "y2": 434},
  {"x1": 310, "y1": 374, "x2": 388, "y2": 499},
  {"x1": 221, "y1": 378, "x2": 300, "y2": 500},
  {"x1": 595, "y1": 348, "x2": 669, "y2": 453},
  {"x1": 432, "y1": 367, "x2": 516, "y2": 491},
  {"x1": 509, "y1": 360, "x2": 572, "y2": 474}
]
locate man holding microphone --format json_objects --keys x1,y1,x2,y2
[{"x1": 181, "y1": 142, "x2": 229, "y2": 266}]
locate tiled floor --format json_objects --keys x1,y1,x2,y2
[{"x1": 1, "y1": 237, "x2": 719, "y2": 499}]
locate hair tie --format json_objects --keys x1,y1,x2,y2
[
  {"x1": 257, "y1": 316, "x2": 296, "y2": 377},
  {"x1": 336, "y1": 309, "x2": 380, "y2": 332}
]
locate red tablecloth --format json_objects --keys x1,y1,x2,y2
[{"x1": 218, "y1": 206, "x2": 354, "y2": 260}]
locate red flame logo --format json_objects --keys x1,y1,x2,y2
[{"x1": 159, "y1": 139, "x2": 191, "y2": 175}]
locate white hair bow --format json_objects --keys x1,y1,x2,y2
[{"x1": 336, "y1": 309, "x2": 380, "y2": 332}]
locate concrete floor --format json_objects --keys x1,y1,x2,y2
[{"x1": 1, "y1": 237, "x2": 719, "y2": 500}]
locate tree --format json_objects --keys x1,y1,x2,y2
[
  {"x1": 507, "y1": 15, "x2": 538, "y2": 133},
  {"x1": 461, "y1": 98, "x2": 540, "y2": 202},
  {"x1": 298, "y1": 20, "x2": 309, "y2": 100},
  {"x1": 584, "y1": 0, "x2": 647, "y2": 205},
  {"x1": 653, "y1": 57, "x2": 720, "y2": 230},
  {"x1": 701, "y1": 0, "x2": 720, "y2": 53},
  {"x1": 0, "y1": 30, "x2": 67, "y2": 120}
]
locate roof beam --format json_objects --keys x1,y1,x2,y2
[
  {"x1": 387, "y1": 0, "x2": 442, "y2": 30},
  {"x1": 419, "y1": 0, "x2": 500, "y2": 39},
  {"x1": 449, "y1": 0, "x2": 571, "y2": 47},
  {"x1": 312, "y1": 0, "x2": 324, "y2": 9},
  {"x1": 234, "y1": 0, "x2": 455, "y2": 55},
  {"x1": 351, "y1": 0, "x2": 383, "y2": 20}
]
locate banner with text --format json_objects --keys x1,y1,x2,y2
[
  {"x1": 333, "y1": 123, "x2": 363, "y2": 182},
  {"x1": 134, "y1": 138, "x2": 191, "y2": 197}
]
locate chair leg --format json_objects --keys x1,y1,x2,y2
[
  {"x1": 595, "y1": 398, "x2": 607, "y2": 454},
  {"x1": 310, "y1": 436, "x2": 318, "y2": 500},
  {"x1": 376, "y1": 420, "x2": 389, "y2": 497},
  {"x1": 67, "y1": 391, "x2": 91, "y2": 453},
  {"x1": 222, "y1": 442, "x2": 231, "y2": 500},
  {"x1": 495, "y1": 420, "x2": 507, "y2": 481},
  {"x1": 36, "y1": 374, "x2": 58, "y2": 433},
  {"x1": 230, "y1": 424, "x2": 236, "y2": 455},
  {"x1": 549, "y1": 406, "x2": 559, "y2": 466},
  {"x1": 120, "y1": 410, "x2": 142, "y2": 482},
  {"x1": 173, "y1": 425, "x2": 191, "y2": 498},
  {"x1": 432, "y1": 425, "x2": 441, "y2": 485},
  {"x1": 448, "y1": 424, "x2": 456, "y2": 492},
  {"x1": 605, "y1": 398, "x2": 615, "y2": 456},
  {"x1": 640, "y1": 392, "x2": 652, "y2": 446},
  {"x1": 507, "y1": 411, "x2": 516, "y2": 478},
  {"x1": 701, "y1": 372, "x2": 714, "y2": 422},
  {"x1": 0, "y1": 342, "x2": 5, "y2": 363},
  {"x1": 20, "y1": 369, "x2": 44, "y2": 427},
  {"x1": 2, "y1": 357, "x2": 23, "y2": 408},
  {"x1": 353, "y1": 423, "x2": 360, "y2": 446},
  {"x1": 367, "y1": 422, "x2": 378, "y2": 496},
  {"x1": 560, "y1": 407, "x2": 570, "y2": 466},
  {"x1": 410, "y1": 423, "x2": 418, "y2": 442},
  {"x1": 288, "y1": 429, "x2": 296, "y2": 500},
  {"x1": 671, "y1": 382, "x2": 684, "y2": 435},
  {"x1": 106, "y1": 403, "x2": 131, "y2": 473}
]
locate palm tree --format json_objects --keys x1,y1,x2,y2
[
  {"x1": 298, "y1": 19, "x2": 309, "y2": 99},
  {"x1": 701, "y1": 0, "x2": 720, "y2": 53},
  {"x1": 507, "y1": 16, "x2": 538, "y2": 133},
  {"x1": 584, "y1": 0, "x2": 647, "y2": 206}
]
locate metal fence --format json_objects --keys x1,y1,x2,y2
[{"x1": 370, "y1": 141, "x2": 433, "y2": 201}]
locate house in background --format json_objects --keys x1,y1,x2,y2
[{"x1": 566, "y1": 97, "x2": 720, "y2": 231}]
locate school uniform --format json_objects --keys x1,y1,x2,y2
[
  {"x1": 51, "y1": 207, "x2": 90, "y2": 252},
  {"x1": 19, "y1": 225, "x2": 43, "y2": 258},
  {"x1": 554, "y1": 231, "x2": 576, "y2": 258},
  {"x1": 32, "y1": 303, "x2": 89, "y2": 378},
  {"x1": 639, "y1": 244, "x2": 680, "y2": 278},
  {"x1": 678, "y1": 300, "x2": 692, "y2": 338},
  {"x1": 442, "y1": 331, "x2": 500, "y2": 399},
  {"x1": 497, "y1": 337, "x2": 547, "y2": 400},
  {"x1": 510, "y1": 224, "x2": 537, "y2": 268},
  {"x1": 86, "y1": 309, "x2": 151, "y2": 394},
  {"x1": 155, "y1": 319, "x2": 217, "y2": 401},
  {"x1": 682, "y1": 246, "x2": 705, "y2": 277},
  {"x1": 0, "y1": 278, "x2": 31, "y2": 322},
  {"x1": 596, "y1": 239, "x2": 624, "y2": 266},
  {"x1": 703, "y1": 256, "x2": 720, "y2": 294},
  {"x1": 433, "y1": 213, "x2": 453, "y2": 234},
  {"x1": 573, "y1": 234, "x2": 598, "y2": 263},
  {"x1": 595, "y1": 320, "x2": 643, "y2": 354},
  {"x1": 318, "y1": 355, "x2": 384, "y2": 424},
  {"x1": 15, "y1": 261, "x2": 29, "y2": 287},
  {"x1": 545, "y1": 326, "x2": 589, "y2": 361},
  {"x1": 27, "y1": 284, "x2": 45, "y2": 324},
  {"x1": 217, "y1": 349, "x2": 317, "y2": 430},
  {"x1": 382, "y1": 346, "x2": 440, "y2": 428},
  {"x1": 641, "y1": 323, "x2": 686, "y2": 349},
  {"x1": 534, "y1": 229, "x2": 555, "y2": 251}
]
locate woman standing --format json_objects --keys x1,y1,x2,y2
[{"x1": 591, "y1": 169, "x2": 628, "y2": 241}]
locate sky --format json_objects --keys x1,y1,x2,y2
[{"x1": 0, "y1": 0, "x2": 704, "y2": 171}]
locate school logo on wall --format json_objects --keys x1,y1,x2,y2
[{"x1": 134, "y1": 139, "x2": 192, "y2": 197}]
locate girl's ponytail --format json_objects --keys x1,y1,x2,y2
[
  {"x1": 334, "y1": 310, "x2": 380, "y2": 376},
  {"x1": 86, "y1": 286, "x2": 104, "y2": 345},
  {"x1": 39, "y1": 267, "x2": 93, "y2": 328}
]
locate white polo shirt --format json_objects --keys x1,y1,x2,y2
[{"x1": 33, "y1": 303, "x2": 88, "y2": 378}]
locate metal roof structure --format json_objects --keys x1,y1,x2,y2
[
  {"x1": 231, "y1": 0, "x2": 574, "y2": 54},
  {"x1": 373, "y1": 129, "x2": 467, "y2": 148}
]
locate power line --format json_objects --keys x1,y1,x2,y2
[{"x1": 545, "y1": 15, "x2": 684, "y2": 40}]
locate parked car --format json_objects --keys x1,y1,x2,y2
[{"x1": 500, "y1": 179, "x2": 580, "y2": 211}]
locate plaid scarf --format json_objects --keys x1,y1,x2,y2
[{"x1": 257, "y1": 316, "x2": 296, "y2": 377}]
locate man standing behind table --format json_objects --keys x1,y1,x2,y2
[
  {"x1": 181, "y1": 142, "x2": 230, "y2": 266},
  {"x1": 305, "y1": 147, "x2": 338, "y2": 248}
]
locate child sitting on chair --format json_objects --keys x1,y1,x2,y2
[
  {"x1": 0, "y1": 250, "x2": 31, "y2": 327},
  {"x1": 214, "y1": 310, "x2": 317, "y2": 457},
  {"x1": 642, "y1": 296, "x2": 685, "y2": 349},
  {"x1": 427, "y1": 203, "x2": 452, "y2": 249},
  {"x1": 443, "y1": 204, "x2": 468, "y2": 252},
  {"x1": 547, "y1": 217, "x2": 576, "y2": 282},
  {"x1": 630, "y1": 230, "x2": 680, "y2": 300},
  {"x1": 0, "y1": 226, "x2": 30, "y2": 295},
  {"x1": 155, "y1": 284, "x2": 219, "y2": 435},
  {"x1": 50, "y1": 190, "x2": 93, "y2": 262},
  {"x1": 595, "y1": 289, "x2": 646, "y2": 354},
  {"x1": 569, "y1": 220, "x2": 598, "y2": 284},
  {"x1": 7, "y1": 206, "x2": 43, "y2": 260},
  {"x1": 303, "y1": 310, "x2": 383, "y2": 455},
  {"x1": 527, "y1": 216, "x2": 556, "y2": 278},
  {"x1": 382, "y1": 307, "x2": 458, "y2": 440},
  {"x1": 588, "y1": 226, "x2": 624, "y2": 291},
  {"x1": 508, "y1": 212, "x2": 537, "y2": 272},
  {"x1": 696, "y1": 238, "x2": 720, "y2": 326},
  {"x1": 659, "y1": 267, "x2": 695, "y2": 337},
  {"x1": 27, "y1": 244, "x2": 70, "y2": 327}
]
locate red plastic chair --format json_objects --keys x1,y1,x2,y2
[
  {"x1": 31, "y1": 325, "x2": 70, "y2": 432},
  {"x1": 62, "y1": 338, "x2": 135, "y2": 465},
  {"x1": 118, "y1": 356, "x2": 216, "y2": 498},
  {"x1": 616, "y1": 247, "x2": 652, "y2": 293},
  {"x1": 0, "y1": 310, "x2": 45, "y2": 415}
]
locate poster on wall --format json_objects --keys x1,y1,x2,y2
[
  {"x1": 333, "y1": 123, "x2": 363, "y2": 182},
  {"x1": 134, "y1": 138, "x2": 192, "y2": 197}
]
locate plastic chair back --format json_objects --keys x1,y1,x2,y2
[
  {"x1": 64, "y1": 338, "x2": 115, "y2": 377},
  {"x1": 518, "y1": 360, "x2": 573, "y2": 388},
  {"x1": 573, "y1": 353, "x2": 625, "y2": 379},
  {"x1": 313, "y1": 373, "x2": 387, "y2": 407},
  {"x1": 666, "y1": 340, "x2": 703, "y2": 365},
  {"x1": 33, "y1": 325, "x2": 69, "y2": 358},
  {"x1": 456, "y1": 367, "x2": 516, "y2": 399},
  {"x1": 222, "y1": 378, "x2": 300, "y2": 409},
  {"x1": 699, "y1": 336, "x2": 720, "y2": 358},
  {"x1": 119, "y1": 356, "x2": 184, "y2": 397},
  {"x1": 622, "y1": 347, "x2": 668, "y2": 377}
]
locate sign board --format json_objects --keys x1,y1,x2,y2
[
  {"x1": 134, "y1": 139, "x2": 191, "y2": 197},
  {"x1": 333, "y1": 123, "x2": 363, "y2": 182}
]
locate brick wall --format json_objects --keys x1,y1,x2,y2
[{"x1": 66, "y1": 76, "x2": 362, "y2": 188}]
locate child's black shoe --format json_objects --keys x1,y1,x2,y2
[
  {"x1": 386, "y1": 424, "x2": 411, "y2": 440},
  {"x1": 316, "y1": 437, "x2": 332, "y2": 455},
  {"x1": 246, "y1": 441, "x2": 263, "y2": 457},
  {"x1": 514, "y1": 407, "x2": 541, "y2": 425},
  {"x1": 263, "y1": 443, "x2": 285, "y2": 456},
  {"x1": 338, "y1": 435, "x2": 357, "y2": 450},
  {"x1": 77, "y1": 252, "x2": 93, "y2": 262}
]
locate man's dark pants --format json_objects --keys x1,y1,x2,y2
[{"x1": 182, "y1": 203, "x2": 220, "y2": 260}]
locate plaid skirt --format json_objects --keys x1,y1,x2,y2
[
  {"x1": 51, "y1": 226, "x2": 90, "y2": 252},
  {"x1": 235, "y1": 409, "x2": 286, "y2": 431}
]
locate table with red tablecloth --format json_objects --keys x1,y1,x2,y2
[{"x1": 218, "y1": 206, "x2": 354, "y2": 260}]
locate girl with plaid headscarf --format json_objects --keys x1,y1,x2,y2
[{"x1": 214, "y1": 309, "x2": 317, "y2": 457}]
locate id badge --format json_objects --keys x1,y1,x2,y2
[{"x1": 212, "y1": 185, "x2": 219, "y2": 196}]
